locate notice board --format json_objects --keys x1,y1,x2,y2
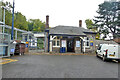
[
  {"x1": 62, "y1": 40, "x2": 66, "y2": 47},
  {"x1": 76, "y1": 41, "x2": 80, "y2": 47}
]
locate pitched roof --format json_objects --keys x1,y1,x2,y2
[{"x1": 49, "y1": 25, "x2": 96, "y2": 36}]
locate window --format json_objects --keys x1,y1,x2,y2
[
  {"x1": 29, "y1": 36, "x2": 32, "y2": 40},
  {"x1": 57, "y1": 41, "x2": 60, "y2": 46},
  {"x1": 33, "y1": 40, "x2": 35, "y2": 45},
  {"x1": 53, "y1": 41, "x2": 56, "y2": 46},
  {"x1": 25, "y1": 36, "x2": 27, "y2": 42},
  {"x1": 84, "y1": 37, "x2": 90, "y2": 48},
  {"x1": 98, "y1": 45, "x2": 102, "y2": 50},
  {"x1": 53, "y1": 37, "x2": 60, "y2": 47}
]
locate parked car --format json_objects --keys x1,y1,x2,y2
[{"x1": 96, "y1": 44, "x2": 120, "y2": 62}]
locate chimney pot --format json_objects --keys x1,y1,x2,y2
[
  {"x1": 46, "y1": 15, "x2": 49, "y2": 29},
  {"x1": 79, "y1": 20, "x2": 82, "y2": 27}
]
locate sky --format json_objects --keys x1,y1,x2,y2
[{"x1": 3, "y1": 0, "x2": 105, "y2": 28}]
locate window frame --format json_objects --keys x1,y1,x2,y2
[
  {"x1": 53, "y1": 37, "x2": 60, "y2": 47},
  {"x1": 84, "y1": 37, "x2": 90, "y2": 48}
]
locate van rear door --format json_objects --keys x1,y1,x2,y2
[
  {"x1": 118, "y1": 45, "x2": 120, "y2": 59},
  {"x1": 107, "y1": 45, "x2": 118, "y2": 59}
]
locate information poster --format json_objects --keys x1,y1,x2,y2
[
  {"x1": 62, "y1": 40, "x2": 66, "y2": 47},
  {"x1": 90, "y1": 41, "x2": 93, "y2": 46},
  {"x1": 76, "y1": 41, "x2": 80, "y2": 47}
]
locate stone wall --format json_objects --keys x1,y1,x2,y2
[
  {"x1": 83, "y1": 34, "x2": 96, "y2": 53},
  {"x1": 50, "y1": 35, "x2": 96, "y2": 54},
  {"x1": 114, "y1": 38, "x2": 120, "y2": 44},
  {"x1": 74, "y1": 37, "x2": 82, "y2": 53},
  {"x1": 52, "y1": 47, "x2": 60, "y2": 53}
]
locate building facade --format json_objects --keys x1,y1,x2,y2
[
  {"x1": 44, "y1": 15, "x2": 97, "y2": 53},
  {"x1": 45, "y1": 25, "x2": 97, "y2": 53}
]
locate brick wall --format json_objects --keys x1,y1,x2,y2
[{"x1": 114, "y1": 38, "x2": 120, "y2": 44}]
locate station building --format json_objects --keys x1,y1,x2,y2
[{"x1": 45, "y1": 16, "x2": 97, "y2": 53}]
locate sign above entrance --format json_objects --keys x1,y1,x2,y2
[{"x1": 68, "y1": 36, "x2": 74, "y2": 39}]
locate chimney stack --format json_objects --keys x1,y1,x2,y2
[
  {"x1": 46, "y1": 15, "x2": 49, "y2": 29},
  {"x1": 79, "y1": 20, "x2": 82, "y2": 27}
]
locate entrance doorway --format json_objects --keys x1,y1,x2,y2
[{"x1": 67, "y1": 39, "x2": 74, "y2": 52}]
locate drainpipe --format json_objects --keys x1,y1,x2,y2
[
  {"x1": 48, "y1": 33, "x2": 50, "y2": 52},
  {"x1": 83, "y1": 40, "x2": 86, "y2": 53},
  {"x1": 44, "y1": 32, "x2": 47, "y2": 52},
  {"x1": 50, "y1": 35, "x2": 53, "y2": 52},
  {"x1": 45, "y1": 29, "x2": 50, "y2": 52},
  {"x1": 81, "y1": 39, "x2": 83, "y2": 53}
]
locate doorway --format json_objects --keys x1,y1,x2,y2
[{"x1": 67, "y1": 39, "x2": 74, "y2": 52}]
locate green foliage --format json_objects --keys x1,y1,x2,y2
[
  {"x1": 5, "y1": 10, "x2": 12, "y2": 26},
  {"x1": 94, "y1": 1, "x2": 120, "y2": 39},
  {"x1": 37, "y1": 39, "x2": 44, "y2": 49},
  {"x1": 14, "y1": 12, "x2": 28, "y2": 30},
  {"x1": 96, "y1": 33, "x2": 100, "y2": 40},
  {"x1": 28, "y1": 19, "x2": 45, "y2": 32},
  {"x1": 85, "y1": 19, "x2": 94, "y2": 29},
  {"x1": 2, "y1": 1, "x2": 45, "y2": 32}
]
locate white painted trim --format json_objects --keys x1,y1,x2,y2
[
  {"x1": 52, "y1": 37, "x2": 60, "y2": 48},
  {"x1": 0, "y1": 45, "x2": 8, "y2": 47},
  {"x1": 53, "y1": 46, "x2": 60, "y2": 48}
]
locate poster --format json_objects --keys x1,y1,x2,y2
[
  {"x1": 62, "y1": 40, "x2": 66, "y2": 47},
  {"x1": 76, "y1": 41, "x2": 80, "y2": 47}
]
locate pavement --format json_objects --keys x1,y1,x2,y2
[{"x1": 1, "y1": 53, "x2": 119, "y2": 78}]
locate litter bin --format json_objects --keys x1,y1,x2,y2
[
  {"x1": 63, "y1": 47, "x2": 66, "y2": 53},
  {"x1": 60, "y1": 48, "x2": 62, "y2": 53},
  {"x1": 9, "y1": 41, "x2": 17, "y2": 56},
  {"x1": 60, "y1": 47, "x2": 66, "y2": 53},
  {"x1": 15, "y1": 43, "x2": 25, "y2": 55}
]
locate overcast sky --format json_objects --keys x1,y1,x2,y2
[{"x1": 4, "y1": 0, "x2": 105, "y2": 28}]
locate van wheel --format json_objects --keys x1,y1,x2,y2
[
  {"x1": 96, "y1": 52, "x2": 99, "y2": 57},
  {"x1": 19, "y1": 53, "x2": 22, "y2": 56},
  {"x1": 96, "y1": 54, "x2": 99, "y2": 57},
  {"x1": 103, "y1": 56, "x2": 107, "y2": 62},
  {"x1": 117, "y1": 59, "x2": 120, "y2": 63}
]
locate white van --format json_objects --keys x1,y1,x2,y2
[{"x1": 96, "y1": 44, "x2": 120, "y2": 62}]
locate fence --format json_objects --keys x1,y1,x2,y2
[
  {"x1": 28, "y1": 38, "x2": 45, "y2": 53},
  {"x1": 0, "y1": 33, "x2": 10, "y2": 57}
]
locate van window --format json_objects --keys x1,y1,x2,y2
[{"x1": 98, "y1": 45, "x2": 102, "y2": 50}]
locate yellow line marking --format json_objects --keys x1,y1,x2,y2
[{"x1": 0, "y1": 58, "x2": 18, "y2": 65}]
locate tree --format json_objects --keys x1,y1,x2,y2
[
  {"x1": 85, "y1": 19, "x2": 94, "y2": 29},
  {"x1": 14, "y1": 12, "x2": 28, "y2": 30},
  {"x1": 2, "y1": 1, "x2": 45, "y2": 32},
  {"x1": 1, "y1": 1, "x2": 13, "y2": 26},
  {"x1": 28, "y1": 19, "x2": 45, "y2": 32},
  {"x1": 85, "y1": 19, "x2": 100, "y2": 39},
  {"x1": 94, "y1": 1, "x2": 120, "y2": 39}
]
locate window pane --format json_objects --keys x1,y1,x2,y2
[
  {"x1": 87, "y1": 37, "x2": 89, "y2": 40},
  {"x1": 57, "y1": 41, "x2": 60, "y2": 46},
  {"x1": 25, "y1": 36, "x2": 27, "y2": 41},
  {"x1": 53, "y1": 41, "x2": 56, "y2": 46},
  {"x1": 87, "y1": 41, "x2": 89, "y2": 46}
]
